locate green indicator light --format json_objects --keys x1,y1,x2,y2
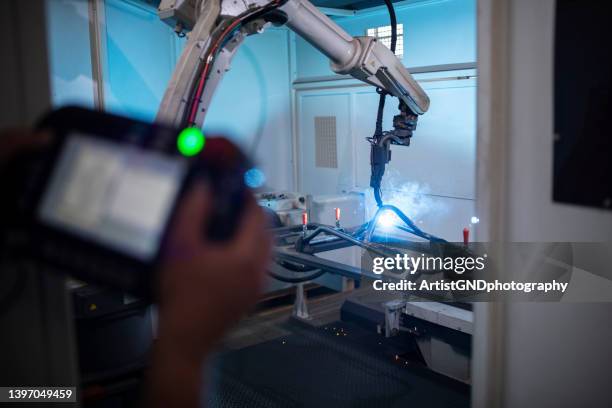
[{"x1": 177, "y1": 127, "x2": 205, "y2": 156}]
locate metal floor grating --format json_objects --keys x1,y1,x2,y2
[{"x1": 208, "y1": 320, "x2": 470, "y2": 408}]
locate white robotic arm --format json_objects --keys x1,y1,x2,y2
[
  {"x1": 157, "y1": 0, "x2": 427, "y2": 206},
  {"x1": 156, "y1": 0, "x2": 429, "y2": 129},
  {"x1": 281, "y1": 0, "x2": 428, "y2": 115}
]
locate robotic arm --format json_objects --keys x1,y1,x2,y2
[
  {"x1": 156, "y1": 0, "x2": 429, "y2": 204},
  {"x1": 280, "y1": 0, "x2": 429, "y2": 116}
]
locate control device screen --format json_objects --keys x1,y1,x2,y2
[{"x1": 38, "y1": 134, "x2": 187, "y2": 261}]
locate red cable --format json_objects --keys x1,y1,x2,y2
[
  {"x1": 187, "y1": 18, "x2": 243, "y2": 125},
  {"x1": 186, "y1": 0, "x2": 281, "y2": 125}
]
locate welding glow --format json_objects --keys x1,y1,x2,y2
[
  {"x1": 244, "y1": 168, "x2": 266, "y2": 188},
  {"x1": 470, "y1": 216, "x2": 480, "y2": 224},
  {"x1": 376, "y1": 210, "x2": 400, "y2": 231},
  {"x1": 364, "y1": 170, "x2": 448, "y2": 232}
]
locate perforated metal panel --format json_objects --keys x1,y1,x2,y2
[
  {"x1": 208, "y1": 321, "x2": 471, "y2": 407},
  {"x1": 314, "y1": 116, "x2": 337, "y2": 168}
]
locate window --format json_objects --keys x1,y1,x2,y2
[{"x1": 366, "y1": 24, "x2": 404, "y2": 57}]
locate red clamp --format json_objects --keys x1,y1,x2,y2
[{"x1": 463, "y1": 227, "x2": 470, "y2": 246}]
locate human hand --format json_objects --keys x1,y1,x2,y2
[
  {"x1": 149, "y1": 183, "x2": 270, "y2": 407},
  {"x1": 156, "y1": 182, "x2": 271, "y2": 358}
]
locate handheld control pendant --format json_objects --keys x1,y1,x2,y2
[
  {"x1": 194, "y1": 137, "x2": 250, "y2": 241},
  {"x1": 3, "y1": 107, "x2": 252, "y2": 297}
]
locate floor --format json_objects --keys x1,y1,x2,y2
[{"x1": 210, "y1": 283, "x2": 470, "y2": 407}]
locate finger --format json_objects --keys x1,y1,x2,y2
[
  {"x1": 168, "y1": 182, "x2": 211, "y2": 246},
  {"x1": 231, "y1": 199, "x2": 268, "y2": 256}
]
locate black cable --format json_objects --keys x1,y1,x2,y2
[
  {"x1": 371, "y1": 0, "x2": 398, "y2": 208},
  {"x1": 182, "y1": 0, "x2": 285, "y2": 127},
  {"x1": 375, "y1": 0, "x2": 398, "y2": 134},
  {"x1": 268, "y1": 268, "x2": 326, "y2": 283},
  {"x1": 373, "y1": 187, "x2": 383, "y2": 207},
  {"x1": 276, "y1": 259, "x2": 318, "y2": 273},
  {"x1": 269, "y1": 257, "x2": 325, "y2": 283},
  {"x1": 374, "y1": 91, "x2": 386, "y2": 137},
  {"x1": 384, "y1": 0, "x2": 398, "y2": 53},
  {"x1": 374, "y1": 0, "x2": 398, "y2": 137}
]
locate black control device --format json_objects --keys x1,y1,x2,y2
[{"x1": 1, "y1": 107, "x2": 251, "y2": 297}]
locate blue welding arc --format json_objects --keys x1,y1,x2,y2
[{"x1": 364, "y1": 205, "x2": 446, "y2": 243}]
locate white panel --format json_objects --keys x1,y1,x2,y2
[{"x1": 298, "y1": 93, "x2": 353, "y2": 194}]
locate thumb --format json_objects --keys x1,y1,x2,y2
[{"x1": 166, "y1": 181, "x2": 211, "y2": 251}]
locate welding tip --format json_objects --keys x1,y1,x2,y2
[{"x1": 463, "y1": 227, "x2": 470, "y2": 246}]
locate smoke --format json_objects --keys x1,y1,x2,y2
[{"x1": 364, "y1": 169, "x2": 448, "y2": 227}]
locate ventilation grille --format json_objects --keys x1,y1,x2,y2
[{"x1": 314, "y1": 116, "x2": 337, "y2": 169}]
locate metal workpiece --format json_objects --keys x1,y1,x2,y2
[
  {"x1": 273, "y1": 245, "x2": 367, "y2": 281},
  {"x1": 295, "y1": 224, "x2": 390, "y2": 258},
  {"x1": 271, "y1": 227, "x2": 396, "y2": 283},
  {"x1": 268, "y1": 207, "x2": 449, "y2": 284},
  {"x1": 365, "y1": 205, "x2": 446, "y2": 244}
]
